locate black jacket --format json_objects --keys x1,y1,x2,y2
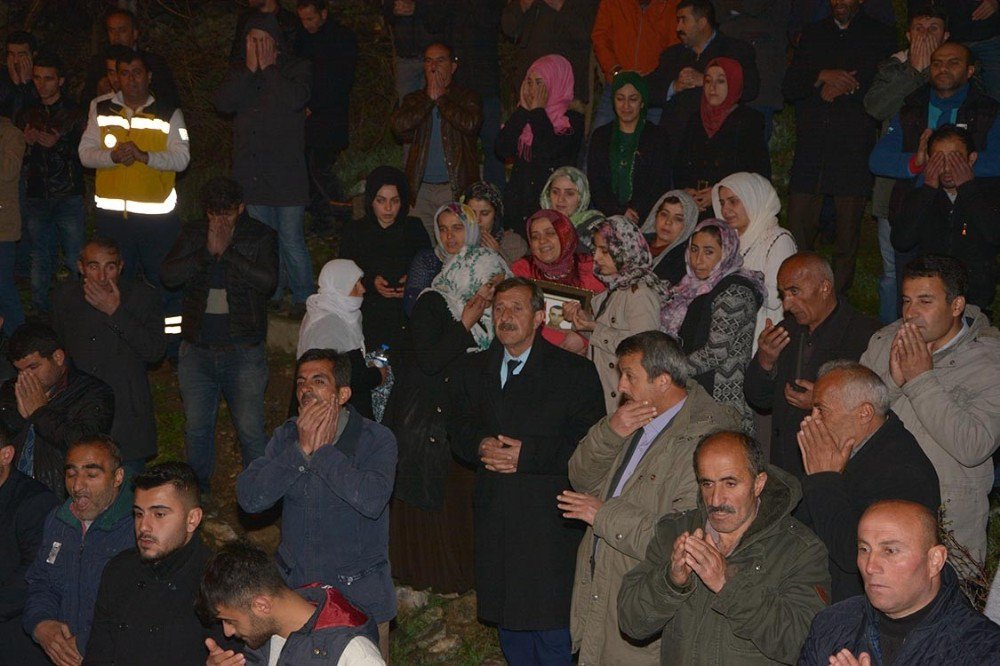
[
  {"x1": 300, "y1": 18, "x2": 357, "y2": 153},
  {"x1": 382, "y1": 0, "x2": 446, "y2": 59},
  {"x1": 0, "y1": 471, "x2": 58, "y2": 623},
  {"x1": 799, "y1": 564, "x2": 1000, "y2": 664},
  {"x1": 15, "y1": 96, "x2": 85, "y2": 199},
  {"x1": 672, "y1": 104, "x2": 770, "y2": 188},
  {"x1": 52, "y1": 278, "x2": 165, "y2": 462},
  {"x1": 588, "y1": 120, "x2": 672, "y2": 224},
  {"x1": 783, "y1": 15, "x2": 895, "y2": 195},
  {"x1": 744, "y1": 300, "x2": 879, "y2": 478},
  {"x1": 0, "y1": 367, "x2": 115, "y2": 499},
  {"x1": 797, "y1": 413, "x2": 941, "y2": 602},
  {"x1": 84, "y1": 536, "x2": 214, "y2": 665},
  {"x1": 894, "y1": 179, "x2": 1000, "y2": 311},
  {"x1": 445, "y1": 0, "x2": 506, "y2": 97},
  {"x1": 450, "y1": 332, "x2": 606, "y2": 630},
  {"x1": 161, "y1": 212, "x2": 278, "y2": 345}
]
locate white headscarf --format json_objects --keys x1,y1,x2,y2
[
  {"x1": 641, "y1": 189, "x2": 700, "y2": 268},
  {"x1": 711, "y1": 172, "x2": 782, "y2": 256},
  {"x1": 296, "y1": 259, "x2": 365, "y2": 359},
  {"x1": 427, "y1": 246, "x2": 512, "y2": 350}
]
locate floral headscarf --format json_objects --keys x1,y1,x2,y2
[
  {"x1": 523, "y1": 209, "x2": 588, "y2": 286},
  {"x1": 539, "y1": 166, "x2": 604, "y2": 236},
  {"x1": 660, "y1": 219, "x2": 765, "y2": 334},
  {"x1": 517, "y1": 54, "x2": 575, "y2": 161},
  {"x1": 641, "y1": 190, "x2": 700, "y2": 269},
  {"x1": 593, "y1": 216, "x2": 669, "y2": 302},
  {"x1": 462, "y1": 181, "x2": 504, "y2": 237},
  {"x1": 428, "y1": 246, "x2": 513, "y2": 350},
  {"x1": 432, "y1": 202, "x2": 481, "y2": 262}
]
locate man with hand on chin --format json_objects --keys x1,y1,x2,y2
[{"x1": 237, "y1": 349, "x2": 397, "y2": 661}]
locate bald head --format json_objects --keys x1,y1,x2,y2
[
  {"x1": 862, "y1": 500, "x2": 940, "y2": 549},
  {"x1": 777, "y1": 253, "x2": 836, "y2": 331}
]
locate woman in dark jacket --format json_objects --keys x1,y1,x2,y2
[
  {"x1": 660, "y1": 219, "x2": 764, "y2": 433},
  {"x1": 587, "y1": 71, "x2": 671, "y2": 225},
  {"x1": 495, "y1": 54, "x2": 584, "y2": 237},
  {"x1": 641, "y1": 189, "x2": 699, "y2": 286},
  {"x1": 339, "y1": 166, "x2": 430, "y2": 352},
  {"x1": 672, "y1": 58, "x2": 770, "y2": 216}
]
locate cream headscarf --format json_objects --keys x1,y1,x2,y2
[
  {"x1": 641, "y1": 189, "x2": 699, "y2": 269},
  {"x1": 711, "y1": 172, "x2": 781, "y2": 256},
  {"x1": 297, "y1": 259, "x2": 365, "y2": 359},
  {"x1": 427, "y1": 246, "x2": 513, "y2": 350}
]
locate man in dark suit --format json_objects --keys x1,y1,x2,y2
[{"x1": 451, "y1": 277, "x2": 605, "y2": 665}]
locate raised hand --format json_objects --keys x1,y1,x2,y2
[
  {"x1": 797, "y1": 413, "x2": 854, "y2": 474},
  {"x1": 609, "y1": 399, "x2": 658, "y2": 437},
  {"x1": 756, "y1": 318, "x2": 790, "y2": 371}
]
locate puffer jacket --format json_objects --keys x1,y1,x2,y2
[
  {"x1": 798, "y1": 564, "x2": 1000, "y2": 664},
  {"x1": 16, "y1": 96, "x2": 85, "y2": 199},
  {"x1": 618, "y1": 465, "x2": 830, "y2": 665},
  {"x1": 860, "y1": 306, "x2": 1000, "y2": 564},
  {"x1": 568, "y1": 382, "x2": 741, "y2": 665}
]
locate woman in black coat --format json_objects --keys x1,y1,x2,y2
[
  {"x1": 339, "y1": 166, "x2": 430, "y2": 352},
  {"x1": 495, "y1": 54, "x2": 585, "y2": 237},
  {"x1": 587, "y1": 71, "x2": 672, "y2": 225},
  {"x1": 672, "y1": 58, "x2": 770, "y2": 216}
]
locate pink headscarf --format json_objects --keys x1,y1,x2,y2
[{"x1": 517, "y1": 54, "x2": 574, "y2": 161}]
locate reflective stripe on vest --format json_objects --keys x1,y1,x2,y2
[{"x1": 95, "y1": 187, "x2": 178, "y2": 215}]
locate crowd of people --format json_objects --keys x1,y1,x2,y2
[{"x1": 2, "y1": 0, "x2": 1000, "y2": 664}]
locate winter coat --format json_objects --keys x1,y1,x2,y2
[
  {"x1": 618, "y1": 465, "x2": 831, "y2": 665},
  {"x1": 592, "y1": 0, "x2": 678, "y2": 81},
  {"x1": 52, "y1": 278, "x2": 165, "y2": 462},
  {"x1": 16, "y1": 96, "x2": 85, "y2": 199},
  {"x1": 860, "y1": 306, "x2": 1000, "y2": 564},
  {"x1": 715, "y1": 0, "x2": 791, "y2": 110},
  {"x1": 446, "y1": 0, "x2": 506, "y2": 97},
  {"x1": 0, "y1": 471, "x2": 58, "y2": 623},
  {"x1": 798, "y1": 564, "x2": 1000, "y2": 664},
  {"x1": 672, "y1": 105, "x2": 771, "y2": 188},
  {"x1": 744, "y1": 300, "x2": 880, "y2": 478},
  {"x1": 797, "y1": 412, "x2": 941, "y2": 602},
  {"x1": 450, "y1": 332, "x2": 606, "y2": 630},
  {"x1": 588, "y1": 121, "x2": 672, "y2": 225},
  {"x1": 300, "y1": 18, "x2": 357, "y2": 153},
  {"x1": 161, "y1": 212, "x2": 278, "y2": 346},
  {"x1": 22, "y1": 485, "x2": 135, "y2": 657},
  {"x1": 0, "y1": 116, "x2": 25, "y2": 242},
  {"x1": 568, "y1": 382, "x2": 740, "y2": 665},
  {"x1": 84, "y1": 536, "x2": 214, "y2": 665},
  {"x1": 782, "y1": 15, "x2": 895, "y2": 196},
  {"x1": 237, "y1": 406, "x2": 397, "y2": 624}
]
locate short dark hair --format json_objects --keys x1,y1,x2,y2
[
  {"x1": 200, "y1": 177, "x2": 244, "y2": 214},
  {"x1": 198, "y1": 540, "x2": 289, "y2": 618},
  {"x1": 694, "y1": 430, "x2": 766, "y2": 478},
  {"x1": 935, "y1": 40, "x2": 975, "y2": 67},
  {"x1": 424, "y1": 41, "x2": 455, "y2": 61},
  {"x1": 494, "y1": 277, "x2": 545, "y2": 312},
  {"x1": 928, "y1": 124, "x2": 976, "y2": 154},
  {"x1": 0, "y1": 420, "x2": 14, "y2": 449},
  {"x1": 115, "y1": 49, "x2": 152, "y2": 72},
  {"x1": 32, "y1": 50, "x2": 63, "y2": 78},
  {"x1": 615, "y1": 330, "x2": 690, "y2": 387},
  {"x1": 903, "y1": 254, "x2": 968, "y2": 302},
  {"x1": 107, "y1": 8, "x2": 137, "y2": 28},
  {"x1": 908, "y1": 4, "x2": 948, "y2": 27},
  {"x1": 68, "y1": 434, "x2": 123, "y2": 471},
  {"x1": 81, "y1": 236, "x2": 122, "y2": 261},
  {"x1": 677, "y1": 0, "x2": 717, "y2": 27},
  {"x1": 6, "y1": 31, "x2": 37, "y2": 53},
  {"x1": 296, "y1": 0, "x2": 329, "y2": 10},
  {"x1": 103, "y1": 44, "x2": 133, "y2": 63},
  {"x1": 133, "y1": 461, "x2": 200, "y2": 507},
  {"x1": 297, "y1": 349, "x2": 352, "y2": 389},
  {"x1": 7, "y1": 322, "x2": 61, "y2": 363}
]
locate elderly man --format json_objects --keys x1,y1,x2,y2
[
  {"x1": 744, "y1": 252, "x2": 878, "y2": 477},
  {"x1": 860, "y1": 255, "x2": 1000, "y2": 569},
  {"x1": 799, "y1": 500, "x2": 1000, "y2": 664},
  {"x1": 451, "y1": 277, "x2": 604, "y2": 665},
  {"x1": 562, "y1": 330, "x2": 739, "y2": 664},
  {"x1": 796, "y1": 360, "x2": 940, "y2": 602},
  {"x1": 619, "y1": 431, "x2": 829, "y2": 664}
]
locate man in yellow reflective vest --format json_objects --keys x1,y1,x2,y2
[{"x1": 78, "y1": 50, "x2": 189, "y2": 351}]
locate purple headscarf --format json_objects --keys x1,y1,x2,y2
[{"x1": 593, "y1": 216, "x2": 669, "y2": 302}]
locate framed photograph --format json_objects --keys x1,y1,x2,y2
[{"x1": 533, "y1": 280, "x2": 596, "y2": 332}]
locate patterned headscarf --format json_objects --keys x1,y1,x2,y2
[
  {"x1": 432, "y1": 202, "x2": 481, "y2": 262},
  {"x1": 523, "y1": 209, "x2": 588, "y2": 286},
  {"x1": 660, "y1": 219, "x2": 765, "y2": 334},
  {"x1": 428, "y1": 246, "x2": 513, "y2": 350},
  {"x1": 593, "y1": 216, "x2": 669, "y2": 302},
  {"x1": 517, "y1": 54, "x2": 575, "y2": 161},
  {"x1": 610, "y1": 71, "x2": 648, "y2": 205},
  {"x1": 462, "y1": 181, "x2": 504, "y2": 237},
  {"x1": 641, "y1": 190, "x2": 700, "y2": 269},
  {"x1": 539, "y1": 166, "x2": 604, "y2": 235}
]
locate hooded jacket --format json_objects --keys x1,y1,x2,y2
[{"x1": 618, "y1": 465, "x2": 831, "y2": 665}]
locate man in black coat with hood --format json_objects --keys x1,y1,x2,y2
[{"x1": 450, "y1": 277, "x2": 605, "y2": 664}]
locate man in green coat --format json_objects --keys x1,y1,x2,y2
[{"x1": 618, "y1": 431, "x2": 830, "y2": 664}]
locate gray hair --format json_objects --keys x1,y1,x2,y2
[
  {"x1": 817, "y1": 360, "x2": 890, "y2": 416},
  {"x1": 615, "y1": 331, "x2": 690, "y2": 387}
]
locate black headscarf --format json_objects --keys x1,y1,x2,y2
[{"x1": 365, "y1": 166, "x2": 412, "y2": 224}]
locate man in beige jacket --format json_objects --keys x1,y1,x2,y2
[{"x1": 559, "y1": 330, "x2": 740, "y2": 664}]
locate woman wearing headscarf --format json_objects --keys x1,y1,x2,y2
[
  {"x1": 587, "y1": 72, "x2": 671, "y2": 226},
  {"x1": 495, "y1": 54, "x2": 585, "y2": 237},
  {"x1": 562, "y1": 216, "x2": 668, "y2": 412},
  {"x1": 672, "y1": 58, "x2": 770, "y2": 215},
  {"x1": 661, "y1": 220, "x2": 765, "y2": 432},
  {"x1": 339, "y1": 166, "x2": 430, "y2": 351},
  {"x1": 539, "y1": 166, "x2": 605, "y2": 245},
  {"x1": 402, "y1": 202, "x2": 480, "y2": 316},
  {"x1": 712, "y1": 172, "x2": 797, "y2": 349},
  {"x1": 511, "y1": 209, "x2": 605, "y2": 351},
  {"x1": 295, "y1": 260, "x2": 386, "y2": 420},
  {"x1": 641, "y1": 189, "x2": 699, "y2": 285},
  {"x1": 384, "y1": 245, "x2": 511, "y2": 594},
  {"x1": 462, "y1": 181, "x2": 528, "y2": 266}
]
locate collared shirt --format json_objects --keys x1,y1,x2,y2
[
  {"x1": 500, "y1": 346, "x2": 532, "y2": 388},
  {"x1": 611, "y1": 397, "x2": 686, "y2": 498},
  {"x1": 936, "y1": 318, "x2": 971, "y2": 354},
  {"x1": 666, "y1": 30, "x2": 719, "y2": 101}
]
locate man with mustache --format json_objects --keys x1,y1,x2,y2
[
  {"x1": 860, "y1": 254, "x2": 1000, "y2": 570},
  {"x1": 22, "y1": 435, "x2": 133, "y2": 666},
  {"x1": 84, "y1": 461, "x2": 215, "y2": 665},
  {"x1": 619, "y1": 430, "x2": 830, "y2": 664}
]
